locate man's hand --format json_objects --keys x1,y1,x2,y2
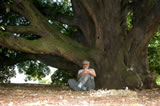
[
  {"x1": 82, "y1": 68, "x2": 90, "y2": 74},
  {"x1": 77, "y1": 69, "x2": 96, "y2": 80},
  {"x1": 83, "y1": 69, "x2": 96, "y2": 77},
  {"x1": 77, "y1": 69, "x2": 89, "y2": 80}
]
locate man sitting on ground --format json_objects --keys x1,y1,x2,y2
[{"x1": 68, "y1": 60, "x2": 96, "y2": 91}]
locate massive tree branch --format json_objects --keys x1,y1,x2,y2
[
  {"x1": 41, "y1": 8, "x2": 79, "y2": 27},
  {"x1": 8, "y1": 0, "x2": 96, "y2": 47},
  {"x1": 0, "y1": 0, "x2": 96, "y2": 67},
  {"x1": 0, "y1": 53, "x2": 34, "y2": 66},
  {"x1": 53, "y1": 15, "x2": 78, "y2": 27},
  {"x1": 120, "y1": 0, "x2": 133, "y2": 33},
  {"x1": 133, "y1": 0, "x2": 154, "y2": 26},
  {"x1": 36, "y1": 55, "x2": 80, "y2": 72},
  {"x1": 0, "y1": 31, "x2": 52, "y2": 54},
  {"x1": 8, "y1": 0, "x2": 59, "y2": 37},
  {"x1": 10, "y1": 0, "x2": 45, "y2": 25},
  {"x1": 125, "y1": 0, "x2": 160, "y2": 67},
  {"x1": 71, "y1": 0, "x2": 96, "y2": 46},
  {"x1": 131, "y1": 0, "x2": 160, "y2": 48},
  {"x1": 6, "y1": 25, "x2": 37, "y2": 35},
  {"x1": 0, "y1": 31, "x2": 94, "y2": 66},
  {"x1": 80, "y1": 0, "x2": 97, "y2": 21},
  {"x1": 5, "y1": 25, "x2": 53, "y2": 37},
  {"x1": 0, "y1": 51, "x2": 80, "y2": 72},
  {"x1": 40, "y1": 0, "x2": 97, "y2": 46}
]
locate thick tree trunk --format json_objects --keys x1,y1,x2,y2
[
  {"x1": 76, "y1": 0, "x2": 159, "y2": 89},
  {"x1": 93, "y1": 48, "x2": 156, "y2": 89}
]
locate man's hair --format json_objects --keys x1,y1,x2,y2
[{"x1": 82, "y1": 60, "x2": 90, "y2": 64}]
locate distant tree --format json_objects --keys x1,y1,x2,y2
[
  {"x1": 17, "y1": 60, "x2": 50, "y2": 81},
  {"x1": 51, "y1": 70, "x2": 76, "y2": 86}
]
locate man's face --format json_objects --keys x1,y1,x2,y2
[{"x1": 83, "y1": 61, "x2": 89, "y2": 69}]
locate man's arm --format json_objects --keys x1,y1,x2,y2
[
  {"x1": 77, "y1": 69, "x2": 88, "y2": 80},
  {"x1": 88, "y1": 71, "x2": 96, "y2": 77},
  {"x1": 77, "y1": 72, "x2": 85, "y2": 80}
]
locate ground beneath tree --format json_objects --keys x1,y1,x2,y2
[{"x1": 0, "y1": 84, "x2": 160, "y2": 106}]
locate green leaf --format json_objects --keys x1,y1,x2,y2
[{"x1": 156, "y1": 74, "x2": 160, "y2": 86}]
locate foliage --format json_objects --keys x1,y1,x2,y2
[
  {"x1": 51, "y1": 70, "x2": 76, "y2": 86},
  {"x1": 156, "y1": 74, "x2": 160, "y2": 86},
  {"x1": 39, "y1": 79, "x2": 51, "y2": 84},
  {"x1": 0, "y1": 46, "x2": 17, "y2": 58},
  {"x1": 17, "y1": 60, "x2": 50, "y2": 81},
  {"x1": 126, "y1": 11, "x2": 133, "y2": 30},
  {"x1": 34, "y1": 0, "x2": 73, "y2": 16},
  {"x1": 0, "y1": 12, "x2": 29, "y2": 26},
  {"x1": 148, "y1": 31, "x2": 160, "y2": 74},
  {"x1": 0, "y1": 47, "x2": 16, "y2": 83},
  {"x1": 0, "y1": 65, "x2": 16, "y2": 83},
  {"x1": 148, "y1": 31, "x2": 160, "y2": 86}
]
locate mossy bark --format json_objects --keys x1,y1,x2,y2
[{"x1": 94, "y1": 49, "x2": 156, "y2": 89}]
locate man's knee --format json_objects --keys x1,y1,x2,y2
[{"x1": 68, "y1": 79, "x2": 74, "y2": 84}]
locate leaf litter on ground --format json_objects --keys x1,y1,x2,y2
[{"x1": 0, "y1": 84, "x2": 160, "y2": 105}]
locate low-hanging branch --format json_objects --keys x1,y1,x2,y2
[
  {"x1": 124, "y1": 0, "x2": 160, "y2": 65},
  {"x1": 0, "y1": 52, "x2": 80, "y2": 71},
  {"x1": 10, "y1": 0, "x2": 45, "y2": 25},
  {"x1": 0, "y1": 53, "x2": 34, "y2": 66},
  {"x1": 41, "y1": 8, "x2": 79, "y2": 27},
  {"x1": 133, "y1": 0, "x2": 154, "y2": 25},
  {"x1": 6, "y1": 25, "x2": 53, "y2": 37},
  {"x1": 6, "y1": 25, "x2": 36, "y2": 34},
  {"x1": 0, "y1": 30, "x2": 93, "y2": 66},
  {"x1": 36, "y1": 55, "x2": 80, "y2": 72},
  {"x1": 134, "y1": 1, "x2": 160, "y2": 48},
  {"x1": 0, "y1": 31, "x2": 49, "y2": 54}
]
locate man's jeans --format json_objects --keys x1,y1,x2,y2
[{"x1": 68, "y1": 74, "x2": 95, "y2": 91}]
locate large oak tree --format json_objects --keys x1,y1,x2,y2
[{"x1": 0, "y1": 0, "x2": 160, "y2": 89}]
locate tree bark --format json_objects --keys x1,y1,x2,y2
[
  {"x1": 0, "y1": 51, "x2": 80, "y2": 72},
  {"x1": 93, "y1": 46, "x2": 157, "y2": 89}
]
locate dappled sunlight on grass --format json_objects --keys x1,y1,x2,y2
[{"x1": 89, "y1": 89, "x2": 137, "y2": 97}]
